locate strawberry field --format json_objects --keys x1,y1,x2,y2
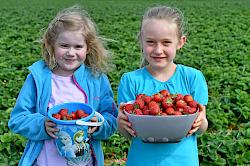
[{"x1": 0, "y1": 0, "x2": 249, "y2": 165}]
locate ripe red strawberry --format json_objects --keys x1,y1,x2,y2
[
  {"x1": 136, "y1": 94, "x2": 146, "y2": 100},
  {"x1": 82, "y1": 113, "x2": 89, "y2": 118},
  {"x1": 162, "y1": 97, "x2": 174, "y2": 108},
  {"x1": 175, "y1": 100, "x2": 187, "y2": 108},
  {"x1": 52, "y1": 113, "x2": 61, "y2": 120},
  {"x1": 159, "y1": 89, "x2": 170, "y2": 97},
  {"x1": 152, "y1": 93, "x2": 163, "y2": 103},
  {"x1": 134, "y1": 109, "x2": 143, "y2": 115},
  {"x1": 165, "y1": 107, "x2": 175, "y2": 115},
  {"x1": 143, "y1": 109, "x2": 150, "y2": 115},
  {"x1": 142, "y1": 105, "x2": 149, "y2": 115},
  {"x1": 143, "y1": 95, "x2": 152, "y2": 104},
  {"x1": 149, "y1": 107, "x2": 160, "y2": 115},
  {"x1": 173, "y1": 111, "x2": 182, "y2": 116},
  {"x1": 148, "y1": 101, "x2": 160, "y2": 115},
  {"x1": 176, "y1": 107, "x2": 184, "y2": 113},
  {"x1": 59, "y1": 109, "x2": 68, "y2": 117},
  {"x1": 183, "y1": 106, "x2": 192, "y2": 114},
  {"x1": 71, "y1": 112, "x2": 77, "y2": 120},
  {"x1": 184, "y1": 94, "x2": 193, "y2": 103},
  {"x1": 161, "y1": 112, "x2": 168, "y2": 116},
  {"x1": 189, "y1": 107, "x2": 197, "y2": 114},
  {"x1": 66, "y1": 114, "x2": 72, "y2": 120},
  {"x1": 124, "y1": 104, "x2": 134, "y2": 113},
  {"x1": 75, "y1": 109, "x2": 86, "y2": 119},
  {"x1": 188, "y1": 100, "x2": 198, "y2": 108},
  {"x1": 172, "y1": 93, "x2": 184, "y2": 102},
  {"x1": 134, "y1": 99, "x2": 145, "y2": 109},
  {"x1": 143, "y1": 105, "x2": 148, "y2": 110}
]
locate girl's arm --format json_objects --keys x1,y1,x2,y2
[
  {"x1": 187, "y1": 69, "x2": 209, "y2": 136},
  {"x1": 187, "y1": 104, "x2": 208, "y2": 136},
  {"x1": 196, "y1": 105, "x2": 208, "y2": 134},
  {"x1": 91, "y1": 75, "x2": 118, "y2": 140},
  {"x1": 117, "y1": 103, "x2": 135, "y2": 139},
  {"x1": 8, "y1": 74, "x2": 50, "y2": 141},
  {"x1": 117, "y1": 73, "x2": 136, "y2": 139}
]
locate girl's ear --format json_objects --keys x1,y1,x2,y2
[
  {"x1": 177, "y1": 36, "x2": 186, "y2": 50},
  {"x1": 86, "y1": 47, "x2": 91, "y2": 55}
]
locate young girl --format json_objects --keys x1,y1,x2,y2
[
  {"x1": 8, "y1": 6, "x2": 117, "y2": 166},
  {"x1": 117, "y1": 6, "x2": 208, "y2": 165}
]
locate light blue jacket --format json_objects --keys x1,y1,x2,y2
[{"x1": 8, "y1": 60, "x2": 118, "y2": 166}]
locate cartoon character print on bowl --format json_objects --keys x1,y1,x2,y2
[
  {"x1": 55, "y1": 124, "x2": 89, "y2": 159},
  {"x1": 73, "y1": 130, "x2": 90, "y2": 157},
  {"x1": 57, "y1": 131, "x2": 76, "y2": 158}
]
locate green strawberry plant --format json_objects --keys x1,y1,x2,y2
[{"x1": 0, "y1": 0, "x2": 249, "y2": 165}]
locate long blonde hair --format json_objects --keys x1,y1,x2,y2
[
  {"x1": 42, "y1": 6, "x2": 112, "y2": 76},
  {"x1": 138, "y1": 6, "x2": 187, "y2": 67}
]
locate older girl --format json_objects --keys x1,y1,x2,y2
[{"x1": 117, "y1": 6, "x2": 208, "y2": 166}]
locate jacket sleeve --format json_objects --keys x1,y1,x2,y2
[
  {"x1": 8, "y1": 74, "x2": 50, "y2": 141},
  {"x1": 92, "y1": 74, "x2": 118, "y2": 140}
]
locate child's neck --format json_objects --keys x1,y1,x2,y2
[
  {"x1": 147, "y1": 63, "x2": 177, "y2": 82},
  {"x1": 52, "y1": 69, "x2": 74, "y2": 77}
]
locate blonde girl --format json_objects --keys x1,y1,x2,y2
[
  {"x1": 117, "y1": 6, "x2": 208, "y2": 166},
  {"x1": 8, "y1": 6, "x2": 117, "y2": 166}
]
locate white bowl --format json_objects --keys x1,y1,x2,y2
[{"x1": 124, "y1": 109, "x2": 198, "y2": 143}]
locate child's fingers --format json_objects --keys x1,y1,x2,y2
[
  {"x1": 123, "y1": 125, "x2": 136, "y2": 137},
  {"x1": 117, "y1": 104, "x2": 136, "y2": 137},
  {"x1": 90, "y1": 116, "x2": 98, "y2": 122},
  {"x1": 45, "y1": 118, "x2": 58, "y2": 139},
  {"x1": 117, "y1": 110, "x2": 128, "y2": 121},
  {"x1": 194, "y1": 110, "x2": 205, "y2": 123},
  {"x1": 119, "y1": 118, "x2": 132, "y2": 128},
  {"x1": 187, "y1": 127, "x2": 199, "y2": 137},
  {"x1": 187, "y1": 117, "x2": 203, "y2": 137},
  {"x1": 119, "y1": 103, "x2": 126, "y2": 111},
  {"x1": 194, "y1": 116, "x2": 202, "y2": 124},
  {"x1": 48, "y1": 132, "x2": 58, "y2": 139},
  {"x1": 46, "y1": 127, "x2": 58, "y2": 139},
  {"x1": 46, "y1": 121, "x2": 57, "y2": 128},
  {"x1": 118, "y1": 117, "x2": 135, "y2": 136},
  {"x1": 192, "y1": 120, "x2": 202, "y2": 128},
  {"x1": 88, "y1": 126, "x2": 98, "y2": 134}
]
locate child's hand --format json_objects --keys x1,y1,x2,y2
[
  {"x1": 187, "y1": 104, "x2": 208, "y2": 137},
  {"x1": 88, "y1": 116, "x2": 99, "y2": 134},
  {"x1": 117, "y1": 103, "x2": 136, "y2": 138},
  {"x1": 45, "y1": 119, "x2": 59, "y2": 139}
]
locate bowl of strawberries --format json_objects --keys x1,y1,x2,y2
[
  {"x1": 123, "y1": 90, "x2": 201, "y2": 143},
  {"x1": 47, "y1": 102, "x2": 104, "y2": 158}
]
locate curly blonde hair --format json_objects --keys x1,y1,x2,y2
[{"x1": 42, "y1": 6, "x2": 112, "y2": 76}]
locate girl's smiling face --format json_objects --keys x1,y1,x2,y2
[
  {"x1": 141, "y1": 19, "x2": 186, "y2": 71},
  {"x1": 53, "y1": 30, "x2": 88, "y2": 76}
]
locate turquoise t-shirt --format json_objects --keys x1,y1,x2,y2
[{"x1": 118, "y1": 64, "x2": 208, "y2": 166}]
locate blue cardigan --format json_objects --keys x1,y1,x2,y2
[{"x1": 8, "y1": 60, "x2": 118, "y2": 166}]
